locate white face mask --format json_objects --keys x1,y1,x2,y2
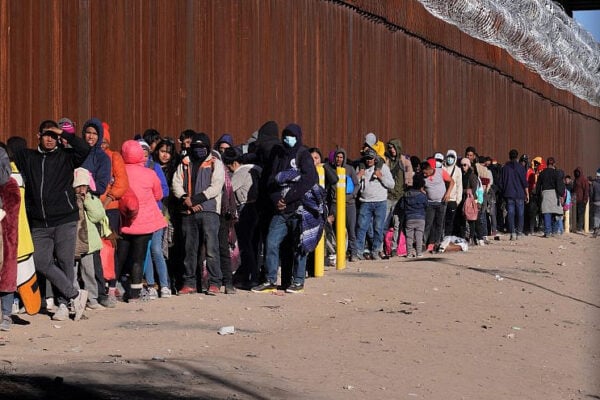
[
  {"x1": 283, "y1": 136, "x2": 297, "y2": 148},
  {"x1": 435, "y1": 160, "x2": 443, "y2": 168},
  {"x1": 446, "y1": 156, "x2": 456, "y2": 166}
]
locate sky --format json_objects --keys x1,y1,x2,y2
[{"x1": 573, "y1": 10, "x2": 600, "y2": 43}]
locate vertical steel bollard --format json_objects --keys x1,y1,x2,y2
[
  {"x1": 584, "y1": 201, "x2": 590, "y2": 233},
  {"x1": 565, "y1": 208, "x2": 570, "y2": 233},
  {"x1": 336, "y1": 167, "x2": 346, "y2": 270},
  {"x1": 314, "y1": 165, "x2": 325, "y2": 277}
]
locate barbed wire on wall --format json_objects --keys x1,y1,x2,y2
[{"x1": 417, "y1": 0, "x2": 600, "y2": 107}]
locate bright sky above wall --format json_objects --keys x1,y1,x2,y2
[{"x1": 574, "y1": 10, "x2": 600, "y2": 42}]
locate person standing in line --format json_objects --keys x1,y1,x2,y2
[
  {"x1": 422, "y1": 159, "x2": 455, "y2": 252},
  {"x1": 498, "y1": 149, "x2": 529, "y2": 240},
  {"x1": 117, "y1": 140, "x2": 167, "y2": 302},
  {"x1": 172, "y1": 133, "x2": 225, "y2": 295},
  {"x1": 222, "y1": 147, "x2": 262, "y2": 289},
  {"x1": 572, "y1": 166, "x2": 590, "y2": 233},
  {"x1": 252, "y1": 123, "x2": 318, "y2": 293},
  {"x1": 99, "y1": 122, "x2": 130, "y2": 307},
  {"x1": 354, "y1": 148, "x2": 395, "y2": 260},
  {"x1": 13, "y1": 120, "x2": 89, "y2": 321},
  {"x1": 536, "y1": 157, "x2": 565, "y2": 237},
  {"x1": 590, "y1": 168, "x2": 600, "y2": 238},
  {"x1": 398, "y1": 173, "x2": 428, "y2": 258},
  {"x1": 443, "y1": 149, "x2": 463, "y2": 236},
  {"x1": 0, "y1": 147, "x2": 21, "y2": 331}
]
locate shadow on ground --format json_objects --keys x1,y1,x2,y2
[{"x1": 0, "y1": 358, "x2": 298, "y2": 400}]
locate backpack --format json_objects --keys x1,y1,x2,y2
[
  {"x1": 346, "y1": 172, "x2": 355, "y2": 194},
  {"x1": 463, "y1": 188, "x2": 479, "y2": 221}
]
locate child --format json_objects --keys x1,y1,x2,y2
[
  {"x1": 399, "y1": 173, "x2": 428, "y2": 258},
  {"x1": 73, "y1": 168, "x2": 113, "y2": 310}
]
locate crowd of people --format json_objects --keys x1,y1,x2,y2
[{"x1": 0, "y1": 118, "x2": 599, "y2": 331}]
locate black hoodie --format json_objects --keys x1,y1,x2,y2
[{"x1": 267, "y1": 123, "x2": 317, "y2": 215}]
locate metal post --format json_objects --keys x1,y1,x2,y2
[
  {"x1": 314, "y1": 165, "x2": 325, "y2": 277},
  {"x1": 336, "y1": 167, "x2": 346, "y2": 270}
]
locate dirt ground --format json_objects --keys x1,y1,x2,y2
[{"x1": 1, "y1": 232, "x2": 599, "y2": 400}]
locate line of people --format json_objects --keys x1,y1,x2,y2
[{"x1": 1, "y1": 120, "x2": 599, "y2": 332}]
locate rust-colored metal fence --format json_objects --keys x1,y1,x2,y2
[{"x1": 1, "y1": 0, "x2": 598, "y2": 174}]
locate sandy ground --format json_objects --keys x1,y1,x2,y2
[{"x1": 1, "y1": 232, "x2": 599, "y2": 400}]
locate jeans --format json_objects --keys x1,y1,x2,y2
[
  {"x1": 424, "y1": 202, "x2": 447, "y2": 246},
  {"x1": 181, "y1": 212, "x2": 222, "y2": 288},
  {"x1": 32, "y1": 222, "x2": 79, "y2": 305},
  {"x1": 1, "y1": 292, "x2": 14, "y2": 317},
  {"x1": 543, "y1": 213, "x2": 558, "y2": 236},
  {"x1": 505, "y1": 198, "x2": 525, "y2": 235},
  {"x1": 265, "y1": 213, "x2": 307, "y2": 286},
  {"x1": 143, "y1": 228, "x2": 170, "y2": 288},
  {"x1": 356, "y1": 200, "x2": 387, "y2": 254}
]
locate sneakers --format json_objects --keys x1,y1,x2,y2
[
  {"x1": 146, "y1": 287, "x2": 158, "y2": 300},
  {"x1": 160, "y1": 287, "x2": 172, "y2": 298},
  {"x1": 206, "y1": 285, "x2": 220, "y2": 296},
  {"x1": 52, "y1": 304, "x2": 69, "y2": 321},
  {"x1": 72, "y1": 289, "x2": 88, "y2": 321},
  {"x1": 285, "y1": 283, "x2": 304, "y2": 294},
  {"x1": 407, "y1": 251, "x2": 416, "y2": 259},
  {"x1": 100, "y1": 294, "x2": 117, "y2": 309},
  {"x1": 427, "y1": 244, "x2": 435, "y2": 253},
  {"x1": 45, "y1": 297, "x2": 57, "y2": 313},
  {"x1": 371, "y1": 252, "x2": 381, "y2": 260},
  {"x1": 251, "y1": 282, "x2": 278, "y2": 293},
  {"x1": 86, "y1": 301, "x2": 106, "y2": 311},
  {"x1": 178, "y1": 286, "x2": 197, "y2": 295},
  {"x1": 0, "y1": 316, "x2": 12, "y2": 331},
  {"x1": 224, "y1": 285, "x2": 237, "y2": 294}
]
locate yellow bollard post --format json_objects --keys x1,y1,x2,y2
[
  {"x1": 584, "y1": 201, "x2": 590, "y2": 233},
  {"x1": 336, "y1": 167, "x2": 346, "y2": 270},
  {"x1": 565, "y1": 209, "x2": 570, "y2": 233},
  {"x1": 314, "y1": 165, "x2": 326, "y2": 277}
]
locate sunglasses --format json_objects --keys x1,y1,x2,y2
[{"x1": 461, "y1": 163, "x2": 469, "y2": 167}]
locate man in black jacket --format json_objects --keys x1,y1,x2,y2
[
  {"x1": 251, "y1": 123, "x2": 317, "y2": 294},
  {"x1": 14, "y1": 120, "x2": 90, "y2": 321}
]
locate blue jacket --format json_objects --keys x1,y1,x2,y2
[
  {"x1": 400, "y1": 189, "x2": 427, "y2": 220},
  {"x1": 499, "y1": 160, "x2": 527, "y2": 200},
  {"x1": 81, "y1": 118, "x2": 112, "y2": 196}
]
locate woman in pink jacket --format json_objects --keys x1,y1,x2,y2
[{"x1": 118, "y1": 140, "x2": 167, "y2": 302}]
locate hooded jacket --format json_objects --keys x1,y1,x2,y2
[
  {"x1": 443, "y1": 149, "x2": 463, "y2": 204},
  {"x1": 267, "y1": 123, "x2": 317, "y2": 215},
  {"x1": 81, "y1": 118, "x2": 112, "y2": 196},
  {"x1": 573, "y1": 167, "x2": 589, "y2": 204},
  {"x1": 120, "y1": 140, "x2": 166, "y2": 235},
  {"x1": 100, "y1": 122, "x2": 130, "y2": 210},
  {"x1": 385, "y1": 138, "x2": 413, "y2": 200},
  {"x1": 329, "y1": 148, "x2": 359, "y2": 204},
  {"x1": 14, "y1": 131, "x2": 90, "y2": 228},
  {"x1": 215, "y1": 134, "x2": 234, "y2": 150}
]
